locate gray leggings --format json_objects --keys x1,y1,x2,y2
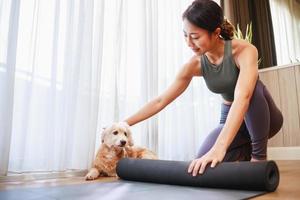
[{"x1": 197, "y1": 79, "x2": 283, "y2": 161}]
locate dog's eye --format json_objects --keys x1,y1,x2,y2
[
  {"x1": 124, "y1": 132, "x2": 127, "y2": 137},
  {"x1": 113, "y1": 131, "x2": 118, "y2": 135}
]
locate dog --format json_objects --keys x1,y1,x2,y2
[{"x1": 85, "y1": 122, "x2": 157, "y2": 180}]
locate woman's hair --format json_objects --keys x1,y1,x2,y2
[{"x1": 182, "y1": 0, "x2": 235, "y2": 40}]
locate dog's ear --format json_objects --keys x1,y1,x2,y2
[
  {"x1": 101, "y1": 132, "x2": 105, "y2": 143},
  {"x1": 100, "y1": 123, "x2": 116, "y2": 143},
  {"x1": 101, "y1": 127, "x2": 109, "y2": 143},
  {"x1": 127, "y1": 128, "x2": 134, "y2": 146}
]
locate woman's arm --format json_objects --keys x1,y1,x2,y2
[
  {"x1": 124, "y1": 56, "x2": 201, "y2": 126},
  {"x1": 213, "y1": 44, "x2": 258, "y2": 152},
  {"x1": 188, "y1": 43, "x2": 258, "y2": 176}
]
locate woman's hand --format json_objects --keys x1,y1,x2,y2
[{"x1": 188, "y1": 145, "x2": 226, "y2": 176}]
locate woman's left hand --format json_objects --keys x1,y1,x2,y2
[{"x1": 188, "y1": 145, "x2": 226, "y2": 176}]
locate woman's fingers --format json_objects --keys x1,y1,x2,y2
[
  {"x1": 192, "y1": 159, "x2": 203, "y2": 176},
  {"x1": 188, "y1": 159, "x2": 197, "y2": 173},
  {"x1": 188, "y1": 149, "x2": 224, "y2": 176},
  {"x1": 210, "y1": 159, "x2": 218, "y2": 168},
  {"x1": 189, "y1": 158, "x2": 218, "y2": 176},
  {"x1": 188, "y1": 158, "x2": 204, "y2": 176},
  {"x1": 199, "y1": 160, "x2": 209, "y2": 174},
  {"x1": 189, "y1": 158, "x2": 211, "y2": 176}
]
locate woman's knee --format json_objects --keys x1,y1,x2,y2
[
  {"x1": 245, "y1": 80, "x2": 270, "y2": 140},
  {"x1": 262, "y1": 86, "x2": 284, "y2": 138},
  {"x1": 269, "y1": 110, "x2": 283, "y2": 138}
]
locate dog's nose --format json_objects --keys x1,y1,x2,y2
[{"x1": 120, "y1": 140, "x2": 126, "y2": 146}]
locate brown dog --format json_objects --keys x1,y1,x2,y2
[{"x1": 85, "y1": 122, "x2": 157, "y2": 180}]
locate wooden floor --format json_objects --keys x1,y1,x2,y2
[{"x1": 0, "y1": 160, "x2": 299, "y2": 199}]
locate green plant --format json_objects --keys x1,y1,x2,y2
[
  {"x1": 234, "y1": 22, "x2": 261, "y2": 64},
  {"x1": 234, "y1": 22, "x2": 253, "y2": 43}
]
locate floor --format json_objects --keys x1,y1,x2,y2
[{"x1": 0, "y1": 160, "x2": 299, "y2": 200}]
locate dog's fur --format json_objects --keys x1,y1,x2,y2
[{"x1": 85, "y1": 122, "x2": 157, "y2": 180}]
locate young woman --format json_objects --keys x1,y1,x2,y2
[{"x1": 120, "y1": 0, "x2": 283, "y2": 176}]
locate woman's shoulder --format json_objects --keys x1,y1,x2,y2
[
  {"x1": 231, "y1": 39, "x2": 258, "y2": 60},
  {"x1": 177, "y1": 55, "x2": 202, "y2": 78},
  {"x1": 187, "y1": 55, "x2": 200, "y2": 66},
  {"x1": 231, "y1": 39, "x2": 256, "y2": 52},
  {"x1": 185, "y1": 55, "x2": 202, "y2": 77}
]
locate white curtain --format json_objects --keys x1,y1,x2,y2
[
  {"x1": 269, "y1": 0, "x2": 300, "y2": 64},
  {"x1": 0, "y1": 0, "x2": 221, "y2": 175},
  {"x1": 0, "y1": 0, "x2": 20, "y2": 175},
  {"x1": 0, "y1": 0, "x2": 103, "y2": 175}
]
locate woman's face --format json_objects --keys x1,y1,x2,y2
[{"x1": 183, "y1": 19, "x2": 217, "y2": 55}]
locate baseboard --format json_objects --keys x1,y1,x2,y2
[{"x1": 267, "y1": 147, "x2": 300, "y2": 160}]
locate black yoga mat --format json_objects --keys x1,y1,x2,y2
[{"x1": 116, "y1": 158, "x2": 279, "y2": 192}]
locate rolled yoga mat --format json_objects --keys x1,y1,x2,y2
[{"x1": 116, "y1": 158, "x2": 279, "y2": 192}]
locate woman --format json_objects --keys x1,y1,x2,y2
[{"x1": 120, "y1": 0, "x2": 283, "y2": 176}]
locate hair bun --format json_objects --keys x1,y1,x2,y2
[{"x1": 220, "y1": 19, "x2": 235, "y2": 40}]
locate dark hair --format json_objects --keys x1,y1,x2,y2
[{"x1": 182, "y1": 0, "x2": 234, "y2": 40}]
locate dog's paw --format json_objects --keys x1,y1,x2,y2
[
  {"x1": 85, "y1": 172, "x2": 98, "y2": 180},
  {"x1": 85, "y1": 168, "x2": 100, "y2": 181}
]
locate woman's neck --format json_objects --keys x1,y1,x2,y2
[{"x1": 205, "y1": 39, "x2": 225, "y2": 65}]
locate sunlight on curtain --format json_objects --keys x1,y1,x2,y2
[
  {"x1": 1, "y1": 0, "x2": 102, "y2": 174},
  {"x1": 0, "y1": 1, "x2": 10, "y2": 67},
  {"x1": 269, "y1": 0, "x2": 300, "y2": 64},
  {"x1": 0, "y1": 0, "x2": 17, "y2": 175}
]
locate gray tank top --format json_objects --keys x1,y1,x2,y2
[{"x1": 200, "y1": 40, "x2": 239, "y2": 102}]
